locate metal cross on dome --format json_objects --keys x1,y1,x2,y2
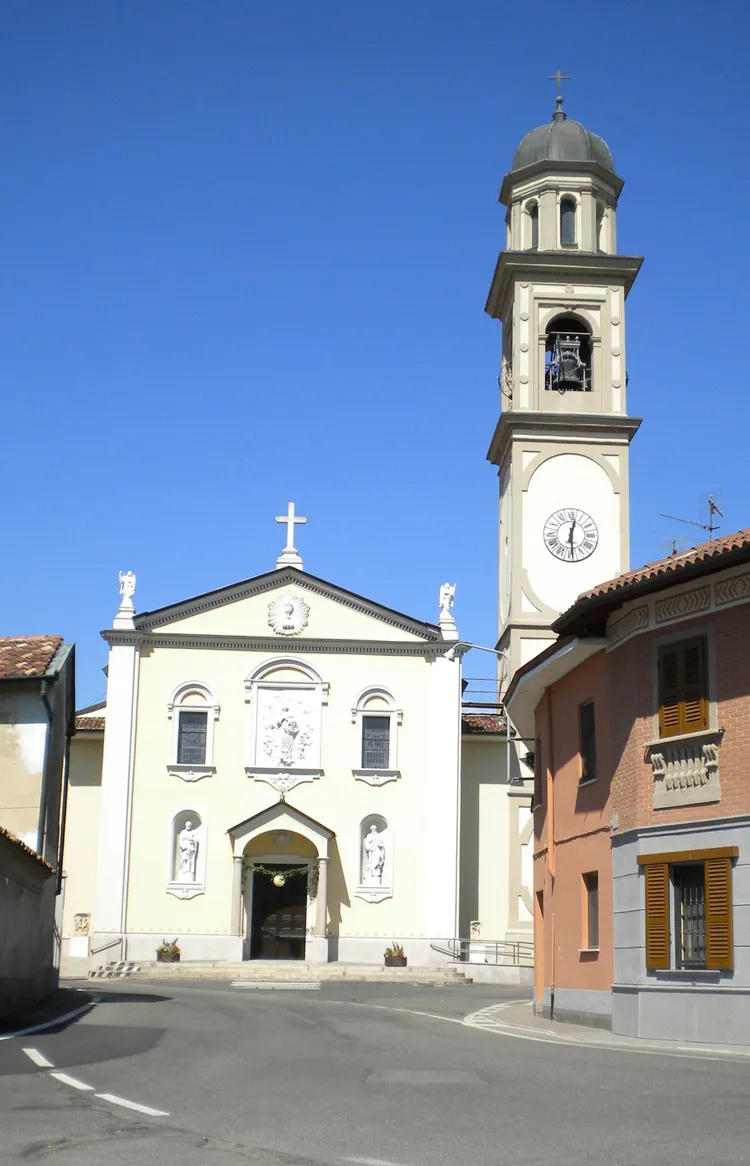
[{"x1": 548, "y1": 68, "x2": 570, "y2": 101}]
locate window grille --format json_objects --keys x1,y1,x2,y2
[
  {"x1": 362, "y1": 716, "x2": 390, "y2": 769},
  {"x1": 177, "y1": 711, "x2": 208, "y2": 765}
]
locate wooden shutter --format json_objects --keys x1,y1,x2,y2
[
  {"x1": 644, "y1": 862, "x2": 670, "y2": 969},
  {"x1": 682, "y1": 640, "x2": 708, "y2": 733},
  {"x1": 658, "y1": 638, "x2": 708, "y2": 738},
  {"x1": 658, "y1": 649, "x2": 682, "y2": 738},
  {"x1": 705, "y1": 857, "x2": 733, "y2": 970}
]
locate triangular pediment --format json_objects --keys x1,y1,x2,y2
[{"x1": 134, "y1": 568, "x2": 440, "y2": 643}]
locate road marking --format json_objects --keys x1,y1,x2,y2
[
  {"x1": 348, "y1": 1159, "x2": 413, "y2": 1166},
  {"x1": 95, "y1": 1092, "x2": 169, "y2": 1116},
  {"x1": 23, "y1": 1047, "x2": 54, "y2": 1068},
  {"x1": 50, "y1": 1071, "x2": 94, "y2": 1091},
  {"x1": 0, "y1": 996, "x2": 100, "y2": 1041},
  {"x1": 231, "y1": 980, "x2": 321, "y2": 990}
]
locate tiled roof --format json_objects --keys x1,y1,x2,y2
[
  {"x1": 75, "y1": 716, "x2": 105, "y2": 732},
  {"x1": 555, "y1": 529, "x2": 750, "y2": 636},
  {"x1": 0, "y1": 636, "x2": 63, "y2": 680},
  {"x1": 0, "y1": 825, "x2": 54, "y2": 872},
  {"x1": 462, "y1": 712, "x2": 506, "y2": 734}
]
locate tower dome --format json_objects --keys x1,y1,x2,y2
[{"x1": 512, "y1": 99, "x2": 614, "y2": 173}]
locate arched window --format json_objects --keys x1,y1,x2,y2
[
  {"x1": 560, "y1": 197, "x2": 577, "y2": 246},
  {"x1": 545, "y1": 313, "x2": 592, "y2": 393},
  {"x1": 167, "y1": 683, "x2": 220, "y2": 776},
  {"x1": 526, "y1": 201, "x2": 539, "y2": 250},
  {"x1": 167, "y1": 809, "x2": 206, "y2": 899},
  {"x1": 351, "y1": 687, "x2": 403, "y2": 783},
  {"x1": 356, "y1": 814, "x2": 393, "y2": 902}
]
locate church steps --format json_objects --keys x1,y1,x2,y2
[{"x1": 122, "y1": 961, "x2": 472, "y2": 985}]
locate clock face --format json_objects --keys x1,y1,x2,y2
[{"x1": 543, "y1": 508, "x2": 599, "y2": 562}]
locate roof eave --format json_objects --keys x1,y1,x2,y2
[
  {"x1": 485, "y1": 251, "x2": 643, "y2": 319},
  {"x1": 505, "y1": 637, "x2": 607, "y2": 739},
  {"x1": 499, "y1": 159, "x2": 624, "y2": 206}
]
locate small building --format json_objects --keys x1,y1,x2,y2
[
  {"x1": 0, "y1": 635, "x2": 75, "y2": 1012},
  {"x1": 506, "y1": 531, "x2": 750, "y2": 1043}
]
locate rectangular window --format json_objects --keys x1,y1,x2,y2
[
  {"x1": 362, "y1": 716, "x2": 390, "y2": 769},
  {"x1": 639, "y1": 848, "x2": 736, "y2": 972},
  {"x1": 658, "y1": 636, "x2": 708, "y2": 739},
  {"x1": 579, "y1": 701, "x2": 596, "y2": 783},
  {"x1": 583, "y1": 872, "x2": 599, "y2": 949},
  {"x1": 673, "y1": 864, "x2": 705, "y2": 969},
  {"x1": 177, "y1": 711, "x2": 208, "y2": 765}
]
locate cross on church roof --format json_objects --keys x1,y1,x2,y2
[{"x1": 275, "y1": 502, "x2": 307, "y2": 570}]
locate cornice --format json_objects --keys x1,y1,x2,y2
[
  {"x1": 498, "y1": 158, "x2": 624, "y2": 206},
  {"x1": 487, "y1": 411, "x2": 642, "y2": 467},
  {"x1": 485, "y1": 251, "x2": 643, "y2": 319},
  {"x1": 100, "y1": 631, "x2": 454, "y2": 658},
  {"x1": 135, "y1": 567, "x2": 439, "y2": 641}
]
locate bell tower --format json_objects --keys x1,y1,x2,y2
[{"x1": 487, "y1": 81, "x2": 643, "y2": 683}]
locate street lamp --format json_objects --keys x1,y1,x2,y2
[{"x1": 447, "y1": 641, "x2": 529, "y2": 787}]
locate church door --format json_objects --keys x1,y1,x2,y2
[{"x1": 250, "y1": 866, "x2": 308, "y2": 960}]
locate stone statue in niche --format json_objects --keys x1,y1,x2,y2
[
  {"x1": 363, "y1": 824, "x2": 386, "y2": 885},
  {"x1": 261, "y1": 695, "x2": 313, "y2": 767},
  {"x1": 177, "y1": 821, "x2": 199, "y2": 881}
]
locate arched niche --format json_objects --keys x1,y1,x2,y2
[
  {"x1": 544, "y1": 312, "x2": 593, "y2": 394},
  {"x1": 167, "y1": 809, "x2": 206, "y2": 899},
  {"x1": 356, "y1": 815, "x2": 393, "y2": 904}
]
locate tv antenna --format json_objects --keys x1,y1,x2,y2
[{"x1": 659, "y1": 495, "x2": 724, "y2": 543}]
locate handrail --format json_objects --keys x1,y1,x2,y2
[
  {"x1": 90, "y1": 937, "x2": 122, "y2": 956},
  {"x1": 430, "y1": 937, "x2": 534, "y2": 967}
]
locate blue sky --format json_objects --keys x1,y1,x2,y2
[{"x1": 3, "y1": 1, "x2": 749, "y2": 705}]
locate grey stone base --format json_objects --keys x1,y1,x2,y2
[{"x1": 613, "y1": 983, "x2": 750, "y2": 1045}]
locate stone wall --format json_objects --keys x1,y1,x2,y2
[{"x1": 0, "y1": 833, "x2": 57, "y2": 1019}]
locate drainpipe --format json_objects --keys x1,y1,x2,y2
[
  {"x1": 36, "y1": 678, "x2": 55, "y2": 859},
  {"x1": 545, "y1": 688, "x2": 556, "y2": 1020}
]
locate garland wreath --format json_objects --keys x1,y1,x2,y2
[{"x1": 242, "y1": 857, "x2": 320, "y2": 898}]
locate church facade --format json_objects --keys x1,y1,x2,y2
[{"x1": 70, "y1": 525, "x2": 469, "y2": 966}]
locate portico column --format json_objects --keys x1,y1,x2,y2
[
  {"x1": 231, "y1": 856, "x2": 244, "y2": 934},
  {"x1": 314, "y1": 857, "x2": 329, "y2": 937}
]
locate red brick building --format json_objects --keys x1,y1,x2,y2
[{"x1": 506, "y1": 531, "x2": 750, "y2": 1042}]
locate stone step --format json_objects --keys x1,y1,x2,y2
[{"x1": 129, "y1": 961, "x2": 471, "y2": 985}]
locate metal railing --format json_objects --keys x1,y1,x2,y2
[
  {"x1": 431, "y1": 937, "x2": 534, "y2": 967},
  {"x1": 90, "y1": 937, "x2": 122, "y2": 957}
]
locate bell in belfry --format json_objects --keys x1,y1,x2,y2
[{"x1": 554, "y1": 334, "x2": 587, "y2": 391}]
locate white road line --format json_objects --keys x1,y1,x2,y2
[
  {"x1": 0, "y1": 996, "x2": 100, "y2": 1041},
  {"x1": 23, "y1": 1047, "x2": 54, "y2": 1068},
  {"x1": 95, "y1": 1092, "x2": 169, "y2": 1117},
  {"x1": 49, "y1": 1071, "x2": 94, "y2": 1091},
  {"x1": 348, "y1": 1158, "x2": 413, "y2": 1166}
]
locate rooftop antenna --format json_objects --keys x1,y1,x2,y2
[{"x1": 659, "y1": 495, "x2": 724, "y2": 543}]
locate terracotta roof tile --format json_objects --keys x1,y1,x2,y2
[
  {"x1": 0, "y1": 636, "x2": 63, "y2": 680},
  {"x1": 0, "y1": 825, "x2": 54, "y2": 872},
  {"x1": 75, "y1": 715, "x2": 105, "y2": 732},
  {"x1": 555, "y1": 528, "x2": 750, "y2": 636},
  {"x1": 462, "y1": 712, "x2": 506, "y2": 734}
]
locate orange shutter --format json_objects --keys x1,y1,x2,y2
[
  {"x1": 705, "y1": 857, "x2": 733, "y2": 970},
  {"x1": 658, "y1": 649, "x2": 682, "y2": 738},
  {"x1": 644, "y1": 862, "x2": 670, "y2": 969},
  {"x1": 682, "y1": 640, "x2": 708, "y2": 733}
]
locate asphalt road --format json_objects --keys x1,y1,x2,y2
[{"x1": 2, "y1": 979, "x2": 750, "y2": 1166}]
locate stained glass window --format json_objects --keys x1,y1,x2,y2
[
  {"x1": 178, "y1": 711, "x2": 208, "y2": 765},
  {"x1": 362, "y1": 716, "x2": 390, "y2": 769}
]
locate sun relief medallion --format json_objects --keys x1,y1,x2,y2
[{"x1": 268, "y1": 593, "x2": 310, "y2": 636}]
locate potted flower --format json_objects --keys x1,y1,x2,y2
[
  {"x1": 384, "y1": 942, "x2": 407, "y2": 968},
  {"x1": 156, "y1": 938, "x2": 181, "y2": 963}
]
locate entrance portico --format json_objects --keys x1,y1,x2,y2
[{"x1": 229, "y1": 801, "x2": 333, "y2": 964}]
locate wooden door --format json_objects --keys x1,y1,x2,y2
[{"x1": 250, "y1": 867, "x2": 307, "y2": 960}]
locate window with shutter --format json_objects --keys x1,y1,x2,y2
[
  {"x1": 658, "y1": 637, "x2": 708, "y2": 738},
  {"x1": 705, "y1": 856, "x2": 733, "y2": 970},
  {"x1": 644, "y1": 862, "x2": 670, "y2": 969}
]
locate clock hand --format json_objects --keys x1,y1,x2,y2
[{"x1": 568, "y1": 519, "x2": 576, "y2": 549}]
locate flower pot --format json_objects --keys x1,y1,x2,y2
[
  {"x1": 157, "y1": 950, "x2": 180, "y2": 963},
  {"x1": 384, "y1": 955, "x2": 407, "y2": 967}
]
